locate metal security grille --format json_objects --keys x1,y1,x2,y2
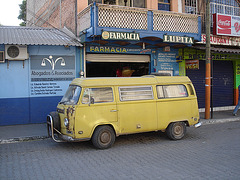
[
  {"x1": 77, "y1": 5, "x2": 91, "y2": 33},
  {"x1": 153, "y1": 11, "x2": 199, "y2": 33},
  {"x1": 211, "y1": 0, "x2": 240, "y2": 16},
  {"x1": 185, "y1": 0, "x2": 197, "y2": 14},
  {"x1": 98, "y1": 5, "x2": 148, "y2": 30}
]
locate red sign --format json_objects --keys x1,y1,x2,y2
[
  {"x1": 213, "y1": 13, "x2": 240, "y2": 37},
  {"x1": 186, "y1": 60, "x2": 199, "y2": 70}
]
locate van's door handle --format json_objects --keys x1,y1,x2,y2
[{"x1": 110, "y1": 110, "x2": 117, "y2": 112}]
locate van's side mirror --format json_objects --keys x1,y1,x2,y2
[
  {"x1": 88, "y1": 97, "x2": 94, "y2": 106},
  {"x1": 90, "y1": 97, "x2": 94, "y2": 104}
]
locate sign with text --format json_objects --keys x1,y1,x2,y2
[
  {"x1": 88, "y1": 46, "x2": 151, "y2": 54},
  {"x1": 158, "y1": 52, "x2": 176, "y2": 62},
  {"x1": 213, "y1": 13, "x2": 240, "y2": 37},
  {"x1": 185, "y1": 60, "x2": 199, "y2": 70},
  {"x1": 163, "y1": 35, "x2": 194, "y2": 44},
  {"x1": 102, "y1": 31, "x2": 140, "y2": 41},
  {"x1": 30, "y1": 55, "x2": 75, "y2": 97},
  {"x1": 198, "y1": 34, "x2": 240, "y2": 46},
  {"x1": 179, "y1": 47, "x2": 240, "y2": 61}
]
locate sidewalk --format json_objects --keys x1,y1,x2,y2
[
  {"x1": 0, "y1": 110, "x2": 240, "y2": 144},
  {"x1": 0, "y1": 123, "x2": 49, "y2": 144}
]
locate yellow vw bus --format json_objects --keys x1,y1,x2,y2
[{"x1": 47, "y1": 75, "x2": 201, "y2": 149}]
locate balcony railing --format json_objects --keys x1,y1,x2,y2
[{"x1": 77, "y1": 3, "x2": 201, "y2": 41}]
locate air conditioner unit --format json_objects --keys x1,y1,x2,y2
[{"x1": 5, "y1": 45, "x2": 28, "y2": 60}]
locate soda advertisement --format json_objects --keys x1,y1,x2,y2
[{"x1": 213, "y1": 13, "x2": 240, "y2": 37}]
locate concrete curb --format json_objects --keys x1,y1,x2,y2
[
  {"x1": 0, "y1": 135, "x2": 49, "y2": 144},
  {"x1": 200, "y1": 118, "x2": 240, "y2": 125}
]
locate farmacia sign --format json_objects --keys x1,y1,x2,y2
[{"x1": 102, "y1": 31, "x2": 140, "y2": 41}]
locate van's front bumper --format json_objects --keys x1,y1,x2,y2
[{"x1": 47, "y1": 114, "x2": 90, "y2": 143}]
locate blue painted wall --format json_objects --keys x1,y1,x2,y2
[{"x1": 0, "y1": 45, "x2": 79, "y2": 126}]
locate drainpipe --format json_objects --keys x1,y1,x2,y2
[{"x1": 75, "y1": 0, "x2": 78, "y2": 36}]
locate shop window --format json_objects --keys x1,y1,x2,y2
[
  {"x1": 104, "y1": 0, "x2": 116, "y2": 5},
  {"x1": 157, "y1": 85, "x2": 188, "y2": 99},
  {"x1": 133, "y1": 0, "x2": 146, "y2": 8},
  {"x1": 158, "y1": 0, "x2": 170, "y2": 11},
  {"x1": 119, "y1": 86, "x2": 153, "y2": 101},
  {"x1": 88, "y1": 0, "x2": 102, "y2": 4}
]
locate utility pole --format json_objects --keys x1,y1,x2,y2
[{"x1": 205, "y1": 0, "x2": 211, "y2": 119}]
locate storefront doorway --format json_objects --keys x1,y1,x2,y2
[
  {"x1": 86, "y1": 62, "x2": 149, "y2": 77},
  {"x1": 187, "y1": 60, "x2": 234, "y2": 108},
  {"x1": 85, "y1": 53, "x2": 150, "y2": 77}
]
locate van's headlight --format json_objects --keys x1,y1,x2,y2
[{"x1": 64, "y1": 118, "x2": 69, "y2": 127}]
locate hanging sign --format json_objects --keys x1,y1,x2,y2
[
  {"x1": 185, "y1": 60, "x2": 199, "y2": 70},
  {"x1": 102, "y1": 31, "x2": 140, "y2": 41},
  {"x1": 163, "y1": 35, "x2": 194, "y2": 44}
]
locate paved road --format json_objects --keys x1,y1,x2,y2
[{"x1": 1, "y1": 122, "x2": 240, "y2": 180}]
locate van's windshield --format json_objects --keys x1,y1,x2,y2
[{"x1": 60, "y1": 85, "x2": 81, "y2": 105}]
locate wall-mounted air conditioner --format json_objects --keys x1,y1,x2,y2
[
  {"x1": 5, "y1": 45, "x2": 28, "y2": 60},
  {"x1": 0, "y1": 51, "x2": 4, "y2": 63}
]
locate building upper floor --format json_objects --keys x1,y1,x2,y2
[
  {"x1": 77, "y1": 1, "x2": 202, "y2": 46},
  {"x1": 26, "y1": 0, "x2": 240, "y2": 40}
]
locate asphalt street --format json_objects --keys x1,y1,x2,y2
[{"x1": 1, "y1": 121, "x2": 240, "y2": 180}]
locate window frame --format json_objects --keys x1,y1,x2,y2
[
  {"x1": 158, "y1": 0, "x2": 170, "y2": 11},
  {"x1": 88, "y1": 0, "x2": 146, "y2": 8},
  {"x1": 157, "y1": 84, "x2": 189, "y2": 99},
  {"x1": 81, "y1": 87, "x2": 114, "y2": 104},
  {"x1": 119, "y1": 85, "x2": 154, "y2": 101}
]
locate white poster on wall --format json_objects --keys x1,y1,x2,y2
[{"x1": 30, "y1": 55, "x2": 75, "y2": 97}]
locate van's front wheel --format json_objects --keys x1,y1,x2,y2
[
  {"x1": 92, "y1": 126, "x2": 116, "y2": 149},
  {"x1": 166, "y1": 122, "x2": 186, "y2": 140}
]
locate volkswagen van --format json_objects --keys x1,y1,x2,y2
[{"x1": 47, "y1": 75, "x2": 201, "y2": 149}]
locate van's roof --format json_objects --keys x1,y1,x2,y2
[{"x1": 70, "y1": 76, "x2": 192, "y2": 87}]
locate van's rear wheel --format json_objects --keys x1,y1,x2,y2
[
  {"x1": 166, "y1": 122, "x2": 186, "y2": 140},
  {"x1": 92, "y1": 126, "x2": 115, "y2": 149}
]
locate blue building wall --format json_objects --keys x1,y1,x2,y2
[{"x1": 0, "y1": 45, "x2": 79, "y2": 125}]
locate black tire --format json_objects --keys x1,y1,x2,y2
[
  {"x1": 166, "y1": 122, "x2": 186, "y2": 140},
  {"x1": 91, "y1": 126, "x2": 116, "y2": 149},
  {"x1": 48, "y1": 111, "x2": 61, "y2": 131}
]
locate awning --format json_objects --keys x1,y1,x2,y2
[
  {"x1": 193, "y1": 46, "x2": 240, "y2": 54},
  {"x1": 86, "y1": 54, "x2": 150, "y2": 62}
]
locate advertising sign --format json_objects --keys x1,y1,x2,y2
[
  {"x1": 30, "y1": 55, "x2": 75, "y2": 97},
  {"x1": 163, "y1": 35, "x2": 194, "y2": 44},
  {"x1": 213, "y1": 13, "x2": 240, "y2": 37},
  {"x1": 88, "y1": 46, "x2": 151, "y2": 54},
  {"x1": 197, "y1": 34, "x2": 240, "y2": 46},
  {"x1": 185, "y1": 60, "x2": 199, "y2": 70},
  {"x1": 102, "y1": 31, "x2": 140, "y2": 41}
]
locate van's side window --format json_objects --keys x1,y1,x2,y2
[
  {"x1": 119, "y1": 86, "x2": 154, "y2": 101},
  {"x1": 82, "y1": 87, "x2": 113, "y2": 104},
  {"x1": 157, "y1": 85, "x2": 188, "y2": 99},
  {"x1": 187, "y1": 84, "x2": 194, "y2": 95}
]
